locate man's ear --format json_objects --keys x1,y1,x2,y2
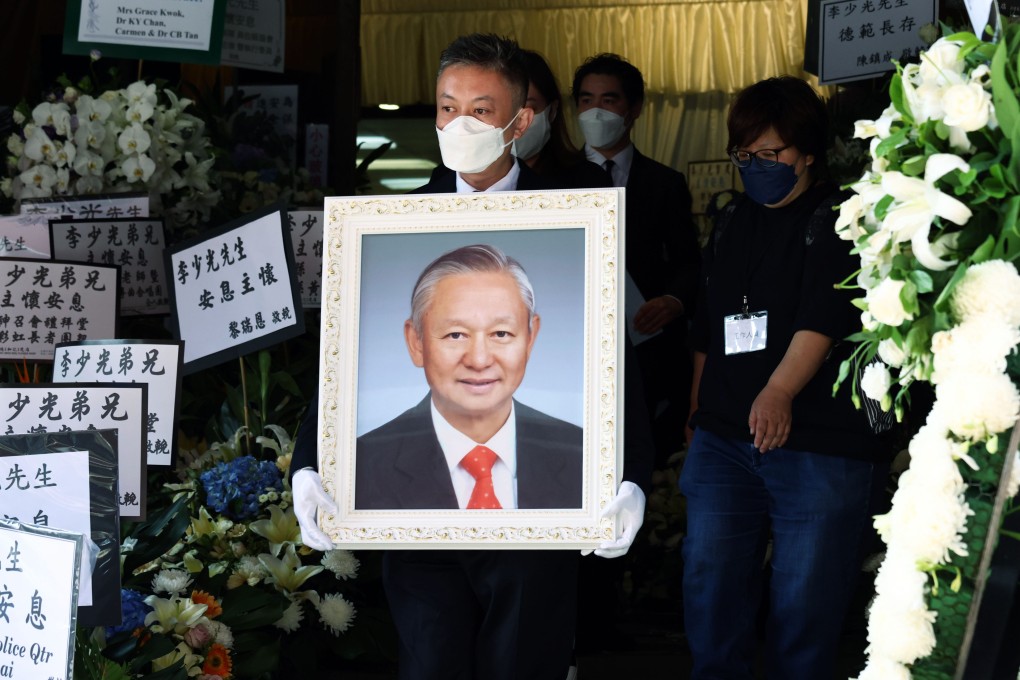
[
  {"x1": 512, "y1": 107, "x2": 535, "y2": 140},
  {"x1": 404, "y1": 320, "x2": 425, "y2": 368},
  {"x1": 525, "y1": 313, "x2": 541, "y2": 359},
  {"x1": 627, "y1": 99, "x2": 644, "y2": 127}
]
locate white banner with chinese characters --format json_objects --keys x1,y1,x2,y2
[
  {"x1": 50, "y1": 218, "x2": 170, "y2": 315},
  {"x1": 0, "y1": 520, "x2": 82, "y2": 680},
  {"x1": 0, "y1": 260, "x2": 119, "y2": 362},
  {"x1": 0, "y1": 384, "x2": 146, "y2": 519},
  {"x1": 0, "y1": 216, "x2": 51, "y2": 260},
  {"x1": 818, "y1": 0, "x2": 939, "y2": 85},
  {"x1": 220, "y1": 0, "x2": 285, "y2": 72},
  {"x1": 54, "y1": 340, "x2": 182, "y2": 468},
  {"x1": 287, "y1": 210, "x2": 323, "y2": 307},
  {"x1": 166, "y1": 205, "x2": 304, "y2": 373},
  {"x1": 19, "y1": 193, "x2": 148, "y2": 225}
]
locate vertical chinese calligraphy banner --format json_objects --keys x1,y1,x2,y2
[
  {"x1": 165, "y1": 204, "x2": 304, "y2": 373},
  {"x1": 0, "y1": 520, "x2": 83, "y2": 680},
  {"x1": 49, "y1": 218, "x2": 171, "y2": 315},
  {"x1": 0, "y1": 260, "x2": 119, "y2": 362},
  {"x1": 817, "y1": 0, "x2": 938, "y2": 85},
  {"x1": 54, "y1": 340, "x2": 183, "y2": 468},
  {"x1": 287, "y1": 209, "x2": 323, "y2": 308},
  {"x1": 0, "y1": 384, "x2": 147, "y2": 520},
  {"x1": 0, "y1": 216, "x2": 52, "y2": 260},
  {"x1": 0, "y1": 429, "x2": 122, "y2": 628}
]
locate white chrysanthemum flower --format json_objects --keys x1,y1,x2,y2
[
  {"x1": 866, "y1": 278, "x2": 913, "y2": 327},
  {"x1": 152, "y1": 568, "x2": 193, "y2": 596},
  {"x1": 204, "y1": 619, "x2": 234, "y2": 650},
  {"x1": 317, "y1": 593, "x2": 356, "y2": 635},
  {"x1": 227, "y1": 555, "x2": 267, "y2": 589},
  {"x1": 322, "y1": 550, "x2": 360, "y2": 580},
  {"x1": 930, "y1": 318, "x2": 1020, "y2": 384},
  {"x1": 275, "y1": 598, "x2": 304, "y2": 633},
  {"x1": 950, "y1": 260, "x2": 1020, "y2": 326},
  {"x1": 883, "y1": 466, "x2": 972, "y2": 563},
  {"x1": 877, "y1": 339, "x2": 906, "y2": 368},
  {"x1": 935, "y1": 372, "x2": 1020, "y2": 441},
  {"x1": 861, "y1": 362, "x2": 893, "y2": 404},
  {"x1": 866, "y1": 549, "x2": 937, "y2": 663}
]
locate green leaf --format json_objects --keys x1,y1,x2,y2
[
  {"x1": 909, "y1": 269, "x2": 934, "y2": 293},
  {"x1": 934, "y1": 262, "x2": 968, "y2": 313},
  {"x1": 889, "y1": 72, "x2": 912, "y2": 123},
  {"x1": 873, "y1": 194, "x2": 895, "y2": 221},
  {"x1": 217, "y1": 584, "x2": 289, "y2": 630},
  {"x1": 969, "y1": 234, "x2": 996, "y2": 264},
  {"x1": 899, "y1": 278, "x2": 919, "y2": 315},
  {"x1": 875, "y1": 128, "x2": 909, "y2": 158},
  {"x1": 993, "y1": 40, "x2": 1020, "y2": 138}
]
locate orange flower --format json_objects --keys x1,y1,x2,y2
[
  {"x1": 202, "y1": 643, "x2": 232, "y2": 677},
  {"x1": 191, "y1": 590, "x2": 223, "y2": 618}
]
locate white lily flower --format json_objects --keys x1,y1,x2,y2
[
  {"x1": 143, "y1": 594, "x2": 209, "y2": 635},
  {"x1": 250, "y1": 504, "x2": 302, "y2": 556},
  {"x1": 259, "y1": 544, "x2": 324, "y2": 592},
  {"x1": 879, "y1": 154, "x2": 971, "y2": 270}
]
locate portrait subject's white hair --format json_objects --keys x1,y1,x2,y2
[{"x1": 409, "y1": 244, "x2": 536, "y2": 336}]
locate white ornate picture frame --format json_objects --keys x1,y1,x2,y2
[{"x1": 318, "y1": 189, "x2": 624, "y2": 548}]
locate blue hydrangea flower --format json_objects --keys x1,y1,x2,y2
[
  {"x1": 201, "y1": 455, "x2": 283, "y2": 521},
  {"x1": 105, "y1": 588, "x2": 151, "y2": 638}
]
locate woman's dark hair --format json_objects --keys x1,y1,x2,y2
[
  {"x1": 519, "y1": 49, "x2": 581, "y2": 170},
  {"x1": 727, "y1": 76, "x2": 829, "y2": 177}
]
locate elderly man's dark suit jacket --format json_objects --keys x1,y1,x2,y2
[{"x1": 355, "y1": 395, "x2": 582, "y2": 510}]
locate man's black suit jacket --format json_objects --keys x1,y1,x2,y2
[{"x1": 355, "y1": 395, "x2": 582, "y2": 510}]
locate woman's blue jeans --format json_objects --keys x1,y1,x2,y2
[{"x1": 680, "y1": 428, "x2": 874, "y2": 680}]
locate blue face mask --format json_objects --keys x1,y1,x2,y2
[{"x1": 739, "y1": 161, "x2": 799, "y2": 205}]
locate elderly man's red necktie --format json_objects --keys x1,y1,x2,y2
[{"x1": 460, "y1": 445, "x2": 502, "y2": 509}]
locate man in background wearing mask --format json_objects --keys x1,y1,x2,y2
[
  {"x1": 292, "y1": 34, "x2": 650, "y2": 680},
  {"x1": 572, "y1": 53, "x2": 701, "y2": 462}
]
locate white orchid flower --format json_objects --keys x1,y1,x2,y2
[
  {"x1": 19, "y1": 164, "x2": 56, "y2": 195},
  {"x1": 117, "y1": 122, "x2": 151, "y2": 155},
  {"x1": 73, "y1": 148, "x2": 104, "y2": 177},
  {"x1": 76, "y1": 95, "x2": 112, "y2": 123},
  {"x1": 127, "y1": 100, "x2": 155, "y2": 124},
  {"x1": 54, "y1": 167, "x2": 70, "y2": 194},
  {"x1": 53, "y1": 140, "x2": 75, "y2": 168},
  {"x1": 122, "y1": 154, "x2": 156, "y2": 183},
  {"x1": 126, "y1": 81, "x2": 158, "y2": 106},
  {"x1": 30, "y1": 102, "x2": 69, "y2": 129},
  {"x1": 23, "y1": 127, "x2": 56, "y2": 162},
  {"x1": 879, "y1": 154, "x2": 971, "y2": 270},
  {"x1": 75, "y1": 174, "x2": 104, "y2": 194}
]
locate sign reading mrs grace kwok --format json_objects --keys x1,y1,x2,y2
[{"x1": 166, "y1": 204, "x2": 304, "y2": 373}]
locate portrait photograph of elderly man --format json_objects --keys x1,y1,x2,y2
[{"x1": 353, "y1": 233, "x2": 587, "y2": 511}]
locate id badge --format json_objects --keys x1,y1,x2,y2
[{"x1": 724, "y1": 311, "x2": 768, "y2": 355}]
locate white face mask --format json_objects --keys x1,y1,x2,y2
[
  {"x1": 436, "y1": 109, "x2": 522, "y2": 174},
  {"x1": 512, "y1": 108, "x2": 551, "y2": 161},
  {"x1": 578, "y1": 107, "x2": 627, "y2": 149}
]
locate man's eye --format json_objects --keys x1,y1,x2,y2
[
  {"x1": 493, "y1": 330, "x2": 512, "y2": 338},
  {"x1": 446, "y1": 332, "x2": 464, "y2": 339}
]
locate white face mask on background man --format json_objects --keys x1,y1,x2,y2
[
  {"x1": 577, "y1": 107, "x2": 627, "y2": 149},
  {"x1": 512, "y1": 107, "x2": 551, "y2": 161},
  {"x1": 436, "y1": 109, "x2": 523, "y2": 174}
]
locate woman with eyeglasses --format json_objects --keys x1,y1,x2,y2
[{"x1": 680, "y1": 76, "x2": 888, "y2": 679}]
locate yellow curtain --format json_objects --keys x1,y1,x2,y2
[{"x1": 361, "y1": 0, "x2": 816, "y2": 169}]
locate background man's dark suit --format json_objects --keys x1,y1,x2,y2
[
  {"x1": 355, "y1": 395, "x2": 582, "y2": 510},
  {"x1": 624, "y1": 149, "x2": 701, "y2": 459}
]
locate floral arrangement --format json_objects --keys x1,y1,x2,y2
[
  {"x1": 1, "y1": 78, "x2": 219, "y2": 230},
  {"x1": 834, "y1": 27, "x2": 1020, "y2": 679},
  {"x1": 90, "y1": 426, "x2": 360, "y2": 679}
]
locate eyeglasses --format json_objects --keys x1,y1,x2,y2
[{"x1": 728, "y1": 145, "x2": 791, "y2": 168}]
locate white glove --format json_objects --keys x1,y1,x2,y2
[
  {"x1": 590, "y1": 481, "x2": 645, "y2": 559},
  {"x1": 292, "y1": 469, "x2": 338, "y2": 551}
]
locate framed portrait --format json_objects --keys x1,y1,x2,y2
[{"x1": 318, "y1": 189, "x2": 624, "y2": 548}]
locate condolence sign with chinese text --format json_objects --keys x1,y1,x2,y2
[
  {"x1": 287, "y1": 210, "x2": 323, "y2": 307},
  {"x1": 0, "y1": 216, "x2": 51, "y2": 261},
  {"x1": 19, "y1": 193, "x2": 149, "y2": 224},
  {"x1": 818, "y1": 0, "x2": 938, "y2": 85},
  {"x1": 54, "y1": 340, "x2": 182, "y2": 468},
  {"x1": 0, "y1": 520, "x2": 83, "y2": 680},
  {"x1": 50, "y1": 218, "x2": 170, "y2": 315},
  {"x1": 0, "y1": 430, "x2": 122, "y2": 628},
  {"x1": 166, "y1": 205, "x2": 304, "y2": 373},
  {"x1": 0, "y1": 384, "x2": 147, "y2": 519},
  {"x1": 0, "y1": 260, "x2": 119, "y2": 362}
]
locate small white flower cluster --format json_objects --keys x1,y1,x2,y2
[
  {"x1": 3, "y1": 82, "x2": 219, "y2": 229},
  {"x1": 856, "y1": 259, "x2": 1020, "y2": 678}
]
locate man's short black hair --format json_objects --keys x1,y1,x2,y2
[
  {"x1": 571, "y1": 53, "x2": 645, "y2": 107},
  {"x1": 438, "y1": 33, "x2": 529, "y2": 110}
]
